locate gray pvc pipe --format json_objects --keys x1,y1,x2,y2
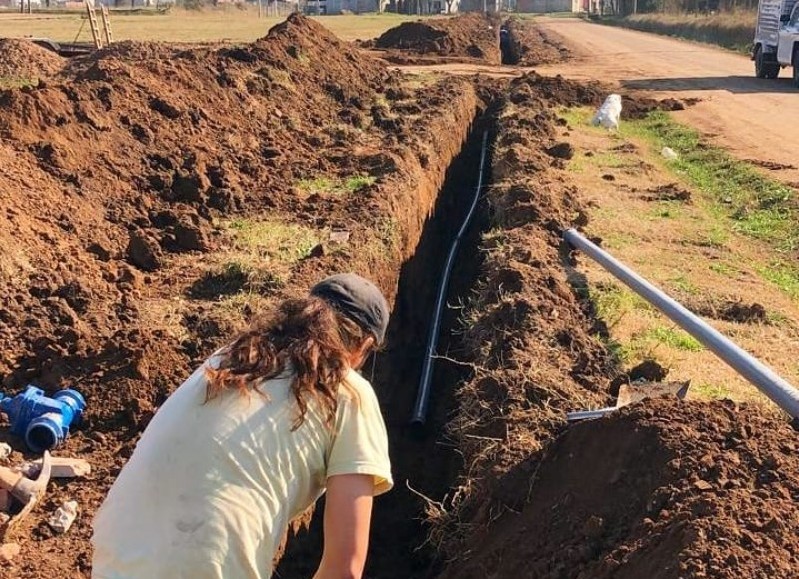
[
  {"x1": 410, "y1": 130, "x2": 490, "y2": 426},
  {"x1": 564, "y1": 228, "x2": 799, "y2": 420}
]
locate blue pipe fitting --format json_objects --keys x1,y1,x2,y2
[{"x1": 0, "y1": 386, "x2": 86, "y2": 453}]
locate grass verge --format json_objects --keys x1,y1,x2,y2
[
  {"x1": 599, "y1": 12, "x2": 755, "y2": 54},
  {"x1": 563, "y1": 108, "x2": 798, "y2": 254},
  {"x1": 0, "y1": 9, "x2": 427, "y2": 44},
  {"x1": 562, "y1": 104, "x2": 799, "y2": 405}
]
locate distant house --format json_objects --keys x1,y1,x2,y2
[
  {"x1": 392, "y1": 0, "x2": 457, "y2": 12},
  {"x1": 516, "y1": 0, "x2": 581, "y2": 11},
  {"x1": 457, "y1": 0, "x2": 498, "y2": 10},
  {"x1": 303, "y1": 0, "x2": 387, "y2": 13}
]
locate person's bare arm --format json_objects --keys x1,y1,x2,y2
[{"x1": 313, "y1": 474, "x2": 374, "y2": 579}]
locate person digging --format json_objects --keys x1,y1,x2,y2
[{"x1": 92, "y1": 273, "x2": 393, "y2": 579}]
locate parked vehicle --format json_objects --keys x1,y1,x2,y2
[{"x1": 753, "y1": 0, "x2": 799, "y2": 86}]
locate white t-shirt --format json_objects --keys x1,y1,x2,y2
[{"x1": 91, "y1": 359, "x2": 393, "y2": 579}]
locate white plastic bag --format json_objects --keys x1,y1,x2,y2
[
  {"x1": 591, "y1": 94, "x2": 622, "y2": 130},
  {"x1": 661, "y1": 147, "x2": 679, "y2": 160}
]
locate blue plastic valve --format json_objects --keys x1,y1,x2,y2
[{"x1": 0, "y1": 386, "x2": 86, "y2": 453}]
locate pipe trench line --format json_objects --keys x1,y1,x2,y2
[
  {"x1": 410, "y1": 130, "x2": 490, "y2": 427},
  {"x1": 563, "y1": 228, "x2": 799, "y2": 423}
]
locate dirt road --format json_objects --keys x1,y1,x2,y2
[{"x1": 534, "y1": 18, "x2": 799, "y2": 184}]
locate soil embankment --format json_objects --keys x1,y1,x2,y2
[
  {"x1": 502, "y1": 17, "x2": 570, "y2": 65},
  {"x1": 0, "y1": 38, "x2": 65, "y2": 81},
  {"x1": 370, "y1": 13, "x2": 501, "y2": 65},
  {"x1": 0, "y1": 14, "x2": 481, "y2": 576},
  {"x1": 2, "y1": 11, "x2": 799, "y2": 579},
  {"x1": 430, "y1": 71, "x2": 799, "y2": 579}
]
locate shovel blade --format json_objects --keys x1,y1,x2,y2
[{"x1": 617, "y1": 381, "x2": 690, "y2": 407}]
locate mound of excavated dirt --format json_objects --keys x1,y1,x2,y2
[
  {"x1": 506, "y1": 72, "x2": 695, "y2": 121},
  {"x1": 0, "y1": 38, "x2": 64, "y2": 80},
  {"x1": 373, "y1": 13, "x2": 501, "y2": 64},
  {"x1": 445, "y1": 400, "x2": 799, "y2": 579},
  {"x1": 428, "y1": 71, "x2": 614, "y2": 569},
  {"x1": 432, "y1": 71, "x2": 799, "y2": 579},
  {"x1": 0, "y1": 13, "x2": 483, "y2": 576},
  {"x1": 504, "y1": 17, "x2": 570, "y2": 66}
]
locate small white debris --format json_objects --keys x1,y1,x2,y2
[
  {"x1": 0, "y1": 542, "x2": 20, "y2": 564},
  {"x1": 591, "y1": 94, "x2": 622, "y2": 131},
  {"x1": 20, "y1": 457, "x2": 91, "y2": 479},
  {"x1": 48, "y1": 500, "x2": 78, "y2": 534},
  {"x1": 329, "y1": 231, "x2": 350, "y2": 244},
  {"x1": 0, "y1": 444, "x2": 11, "y2": 461},
  {"x1": 661, "y1": 147, "x2": 679, "y2": 160}
]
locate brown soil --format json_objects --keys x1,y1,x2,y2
[
  {"x1": 431, "y1": 72, "x2": 799, "y2": 579},
  {"x1": 504, "y1": 17, "x2": 570, "y2": 66},
  {"x1": 444, "y1": 399, "x2": 799, "y2": 579},
  {"x1": 746, "y1": 159, "x2": 797, "y2": 171},
  {"x1": 642, "y1": 183, "x2": 692, "y2": 202},
  {"x1": 432, "y1": 71, "x2": 615, "y2": 566},
  {"x1": 689, "y1": 299, "x2": 769, "y2": 324},
  {"x1": 0, "y1": 39, "x2": 65, "y2": 80},
  {"x1": 2, "y1": 13, "x2": 798, "y2": 579},
  {"x1": 372, "y1": 13, "x2": 501, "y2": 65},
  {"x1": 0, "y1": 14, "x2": 483, "y2": 577}
]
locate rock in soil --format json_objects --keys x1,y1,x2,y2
[
  {"x1": 0, "y1": 542, "x2": 21, "y2": 564},
  {"x1": 48, "y1": 500, "x2": 78, "y2": 534}
]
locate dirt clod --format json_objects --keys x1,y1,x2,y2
[
  {"x1": 546, "y1": 142, "x2": 575, "y2": 160},
  {"x1": 629, "y1": 359, "x2": 669, "y2": 383},
  {"x1": 127, "y1": 231, "x2": 163, "y2": 272},
  {"x1": 642, "y1": 183, "x2": 692, "y2": 203}
]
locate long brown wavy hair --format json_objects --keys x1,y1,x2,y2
[{"x1": 204, "y1": 296, "x2": 372, "y2": 429}]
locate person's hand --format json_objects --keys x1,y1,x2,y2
[{"x1": 312, "y1": 474, "x2": 374, "y2": 579}]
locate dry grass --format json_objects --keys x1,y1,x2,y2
[
  {"x1": 606, "y1": 11, "x2": 756, "y2": 54},
  {"x1": 561, "y1": 106, "x2": 799, "y2": 408},
  {"x1": 0, "y1": 7, "x2": 424, "y2": 44}
]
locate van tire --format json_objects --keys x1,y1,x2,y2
[
  {"x1": 794, "y1": 47, "x2": 799, "y2": 88},
  {"x1": 755, "y1": 45, "x2": 780, "y2": 79},
  {"x1": 755, "y1": 45, "x2": 768, "y2": 78}
]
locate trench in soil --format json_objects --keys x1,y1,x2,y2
[
  {"x1": 501, "y1": 23, "x2": 520, "y2": 65},
  {"x1": 276, "y1": 112, "x2": 496, "y2": 579}
]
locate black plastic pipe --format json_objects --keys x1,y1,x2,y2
[{"x1": 410, "y1": 130, "x2": 490, "y2": 426}]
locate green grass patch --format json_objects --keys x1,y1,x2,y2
[
  {"x1": 645, "y1": 325, "x2": 704, "y2": 352},
  {"x1": 227, "y1": 218, "x2": 318, "y2": 263},
  {"x1": 562, "y1": 104, "x2": 798, "y2": 253},
  {"x1": 601, "y1": 13, "x2": 754, "y2": 55},
  {"x1": 693, "y1": 224, "x2": 729, "y2": 249},
  {"x1": 601, "y1": 231, "x2": 637, "y2": 250},
  {"x1": 648, "y1": 202, "x2": 682, "y2": 220},
  {"x1": 402, "y1": 71, "x2": 443, "y2": 90},
  {"x1": 758, "y1": 262, "x2": 799, "y2": 300},
  {"x1": 628, "y1": 112, "x2": 797, "y2": 252},
  {"x1": 297, "y1": 174, "x2": 376, "y2": 196},
  {"x1": 0, "y1": 77, "x2": 37, "y2": 90},
  {"x1": 693, "y1": 381, "x2": 733, "y2": 400},
  {"x1": 669, "y1": 274, "x2": 699, "y2": 295},
  {"x1": 592, "y1": 151, "x2": 629, "y2": 169},
  {"x1": 590, "y1": 282, "x2": 652, "y2": 328},
  {"x1": 709, "y1": 261, "x2": 739, "y2": 277}
]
